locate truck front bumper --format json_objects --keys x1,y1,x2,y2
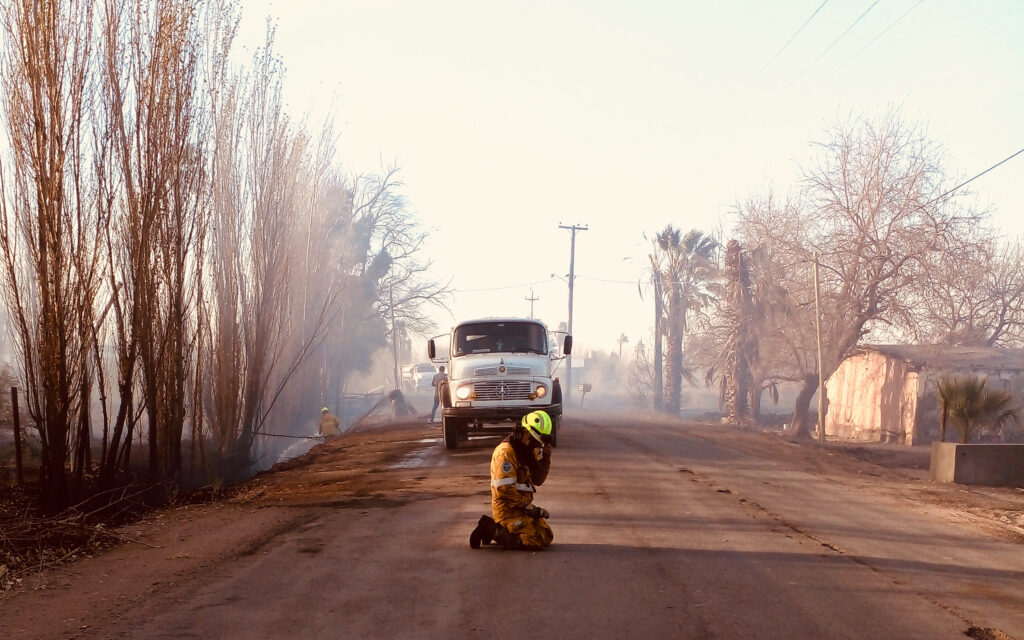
[{"x1": 442, "y1": 403, "x2": 562, "y2": 423}]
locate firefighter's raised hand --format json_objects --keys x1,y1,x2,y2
[{"x1": 541, "y1": 443, "x2": 553, "y2": 460}]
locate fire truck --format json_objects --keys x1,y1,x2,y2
[{"x1": 428, "y1": 317, "x2": 571, "y2": 449}]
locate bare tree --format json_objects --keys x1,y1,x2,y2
[
  {"x1": 94, "y1": 0, "x2": 210, "y2": 489},
  {"x1": 206, "y1": 29, "x2": 300, "y2": 476},
  {"x1": 203, "y1": 28, "x2": 380, "y2": 477},
  {"x1": 737, "y1": 113, "x2": 977, "y2": 437},
  {"x1": 898, "y1": 232, "x2": 1024, "y2": 347},
  {"x1": 356, "y1": 168, "x2": 451, "y2": 387},
  {"x1": 0, "y1": 0, "x2": 99, "y2": 510},
  {"x1": 627, "y1": 339, "x2": 652, "y2": 409}
]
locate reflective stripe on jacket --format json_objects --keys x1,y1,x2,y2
[{"x1": 490, "y1": 440, "x2": 550, "y2": 521}]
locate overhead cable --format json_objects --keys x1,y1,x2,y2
[
  {"x1": 753, "y1": 0, "x2": 830, "y2": 81},
  {"x1": 925, "y1": 147, "x2": 1024, "y2": 207},
  {"x1": 792, "y1": 0, "x2": 881, "y2": 84},
  {"x1": 832, "y1": 0, "x2": 925, "y2": 75},
  {"x1": 453, "y1": 278, "x2": 554, "y2": 294}
]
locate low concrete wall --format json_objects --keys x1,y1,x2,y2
[{"x1": 930, "y1": 442, "x2": 1024, "y2": 487}]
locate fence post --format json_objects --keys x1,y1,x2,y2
[{"x1": 12, "y1": 386, "x2": 23, "y2": 485}]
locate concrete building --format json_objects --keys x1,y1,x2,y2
[{"x1": 824, "y1": 344, "x2": 1024, "y2": 445}]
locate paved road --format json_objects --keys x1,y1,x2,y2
[{"x1": 113, "y1": 415, "x2": 1023, "y2": 639}]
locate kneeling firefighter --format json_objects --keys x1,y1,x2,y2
[{"x1": 470, "y1": 410, "x2": 554, "y2": 550}]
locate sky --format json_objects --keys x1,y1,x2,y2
[{"x1": 238, "y1": 0, "x2": 1024, "y2": 360}]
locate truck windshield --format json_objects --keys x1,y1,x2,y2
[{"x1": 453, "y1": 322, "x2": 548, "y2": 356}]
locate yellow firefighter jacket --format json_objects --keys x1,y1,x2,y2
[
  {"x1": 319, "y1": 413, "x2": 341, "y2": 436},
  {"x1": 489, "y1": 439, "x2": 550, "y2": 522}
]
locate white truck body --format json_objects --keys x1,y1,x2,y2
[{"x1": 428, "y1": 317, "x2": 571, "y2": 449}]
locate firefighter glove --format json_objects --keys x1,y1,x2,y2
[{"x1": 525, "y1": 505, "x2": 550, "y2": 519}]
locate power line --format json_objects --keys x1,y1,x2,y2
[
  {"x1": 753, "y1": 0, "x2": 830, "y2": 80},
  {"x1": 925, "y1": 146, "x2": 1024, "y2": 208},
  {"x1": 453, "y1": 278, "x2": 554, "y2": 294},
  {"x1": 831, "y1": 0, "x2": 924, "y2": 76},
  {"x1": 577, "y1": 275, "x2": 636, "y2": 284},
  {"x1": 792, "y1": 0, "x2": 881, "y2": 84},
  {"x1": 577, "y1": 274, "x2": 733, "y2": 288}
]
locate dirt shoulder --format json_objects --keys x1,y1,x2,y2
[{"x1": 0, "y1": 418, "x2": 442, "y2": 639}]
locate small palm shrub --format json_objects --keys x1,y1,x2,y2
[{"x1": 936, "y1": 376, "x2": 1019, "y2": 444}]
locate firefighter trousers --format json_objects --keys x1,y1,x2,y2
[{"x1": 498, "y1": 515, "x2": 553, "y2": 550}]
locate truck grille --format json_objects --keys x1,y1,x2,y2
[
  {"x1": 474, "y1": 381, "x2": 532, "y2": 400},
  {"x1": 474, "y1": 366, "x2": 533, "y2": 376}
]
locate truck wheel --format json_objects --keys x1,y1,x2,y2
[
  {"x1": 442, "y1": 415, "x2": 460, "y2": 450},
  {"x1": 550, "y1": 415, "x2": 559, "y2": 447}
]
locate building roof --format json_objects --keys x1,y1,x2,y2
[{"x1": 852, "y1": 344, "x2": 1024, "y2": 372}]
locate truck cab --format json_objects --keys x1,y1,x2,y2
[{"x1": 428, "y1": 317, "x2": 572, "y2": 449}]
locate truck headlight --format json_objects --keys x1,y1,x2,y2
[
  {"x1": 455, "y1": 385, "x2": 472, "y2": 400},
  {"x1": 535, "y1": 385, "x2": 547, "y2": 398}
]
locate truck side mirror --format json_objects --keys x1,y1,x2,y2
[
  {"x1": 563, "y1": 335, "x2": 572, "y2": 356},
  {"x1": 427, "y1": 339, "x2": 436, "y2": 360}
]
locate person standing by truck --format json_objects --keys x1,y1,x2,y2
[
  {"x1": 469, "y1": 410, "x2": 554, "y2": 550},
  {"x1": 429, "y1": 365, "x2": 447, "y2": 423}
]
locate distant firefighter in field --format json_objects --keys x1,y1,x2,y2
[
  {"x1": 318, "y1": 407, "x2": 340, "y2": 437},
  {"x1": 470, "y1": 410, "x2": 554, "y2": 550}
]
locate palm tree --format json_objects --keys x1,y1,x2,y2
[
  {"x1": 936, "y1": 376, "x2": 1019, "y2": 444},
  {"x1": 617, "y1": 333, "x2": 629, "y2": 359},
  {"x1": 653, "y1": 226, "x2": 718, "y2": 415},
  {"x1": 706, "y1": 239, "x2": 755, "y2": 424},
  {"x1": 641, "y1": 246, "x2": 666, "y2": 411}
]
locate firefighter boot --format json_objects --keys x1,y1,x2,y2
[
  {"x1": 469, "y1": 515, "x2": 496, "y2": 549},
  {"x1": 491, "y1": 523, "x2": 521, "y2": 550}
]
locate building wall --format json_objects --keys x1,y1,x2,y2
[
  {"x1": 827, "y1": 352, "x2": 1024, "y2": 445},
  {"x1": 825, "y1": 351, "x2": 914, "y2": 443}
]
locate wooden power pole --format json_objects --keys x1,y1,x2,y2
[
  {"x1": 559, "y1": 223, "x2": 587, "y2": 395},
  {"x1": 813, "y1": 253, "x2": 826, "y2": 444},
  {"x1": 525, "y1": 287, "x2": 539, "y2": 319}
]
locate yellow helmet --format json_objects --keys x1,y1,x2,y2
[
  {"x1": 521, "y1": 410, "x2": 553, "y2": 444},
  {"x1": 322, "y1": 407, "x2": 330, "y2": 414}
]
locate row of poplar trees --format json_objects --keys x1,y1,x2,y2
[{"x1": 0, "y1": 0, "x2": 444, "y2": 511}]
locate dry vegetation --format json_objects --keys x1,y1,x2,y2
[
  {"x1": 0, "y1": 0, "x2": 448, "y2": 515},
  {"x1": 633, "y1": 113, "x2": 1024, "y2": 438}
]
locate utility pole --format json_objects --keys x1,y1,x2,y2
[
  {"x1": 559, "y1": 223, "x2": 587, "y2": 395},
  {"x1": 525, "y1": 287, "x2": 539, "y2": 319},
  {"x1": 813, "y1": 252, "x2": 826, "y2": 444},
  {"x1": 390, "y1": 275, "x2": 400, "y2": 391}
]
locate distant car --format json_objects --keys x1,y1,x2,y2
[{"x1": 410, "y1": 363, "x2": 437, "y2": 391}]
